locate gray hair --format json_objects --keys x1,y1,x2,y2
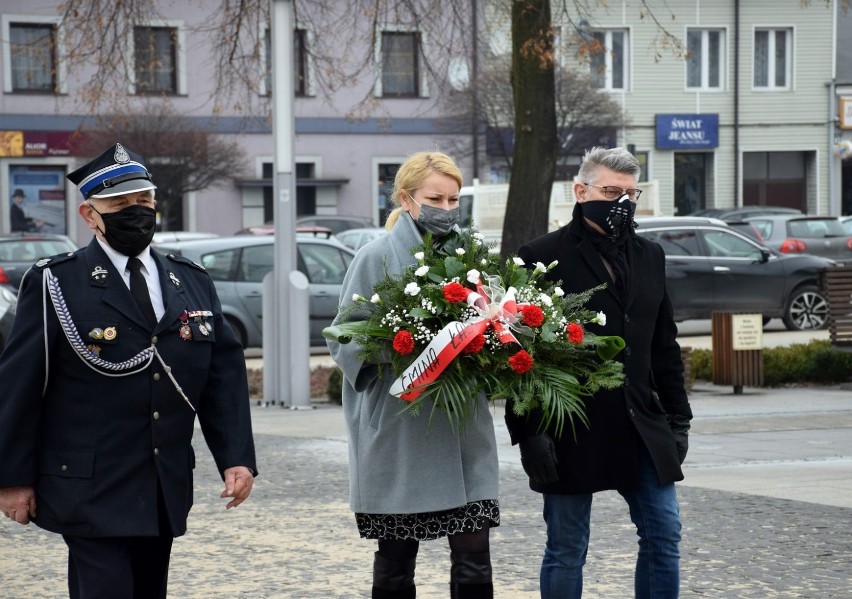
[{"x1": 577, "y1": 147, "x2": 641, "y2": 183}]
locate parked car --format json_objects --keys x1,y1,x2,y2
[
  {"x1": 335, "y1": 227, "x2": 387, "y2": 250},
  {"x1": 0, "y1": 284, "x2": 17, "y2": 353},
  {"x1": 152, "y1": 231, "x2": 219, "y2": 244},
  {"x1": 295, "y1": 215, "x2": 373, "y2": 234},
  {"x1": 155, "y1": 235, "x2": 355, "y2": 347},
  {"x1": 744, "y1": 215, "x2": 852, "y2": 265},
  {"x1": 723, "y1": 220, "x2": 764, "y2": 243},
  {"x1": 635, "y1": 217, "x2": 836, "y2": 330},
  {"x1": 234, "y1": 224, "x2": 335, "y2": 239},
  {"x1": 0, "y1": 233, "x2": 78, "y2": 294},
  {"x1": 690, "y1": 206, "x2": 802, "y2": 220},
  {"x1": 840, "y1": 215, "x2": 852, "y2": 236}
]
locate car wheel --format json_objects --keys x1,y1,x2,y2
[
  {"x1": 225, "y1": 315, "x2": 248, "y2": 347},
  {"x1": 782, "y1": 285, "x2": 829, "y2": 331}
]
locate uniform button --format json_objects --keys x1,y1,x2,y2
[
  {"x1": 629, "y1": 408, "x2": 635, "y2": 418},
  {"x1": 66, "y1": 252, "x2": 74, "y2": 257},
  {"x1": 624, "y1": 376, "x2": 630, "y2": 386},
  {"x1": 153, "y1": 411, "x2": 160, "y2": 420},
  {"x1": 624, "y1": 314, "x2": 630, "y2": 322},
  {"x1": 151, "y1": 336, "x2": 158, "y2": 345},
  {"x1": 154, "y1": 448, "x2": 160, "y2": 456},
  {"x1": 61, "y1": 464, "x2": 68, "y2": 471},
  {"x1": 153, "y1": 372, "x2": 161, "y2": 381},
  {"x1": 624, "y1": 347, "x2": 632, "y2": 356}
]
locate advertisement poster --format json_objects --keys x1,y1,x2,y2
[{"x1": 8, "y1": 165, "x2": 67, "y2": 234}]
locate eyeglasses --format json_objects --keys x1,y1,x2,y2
[{"x1": 584, "y1": 183, "x2": 642, "y2": 201}]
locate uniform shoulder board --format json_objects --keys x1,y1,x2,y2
[
  {"x1": 32, "y1": 251, "x2": 78, "y2": 270},
  {"x1": 167, "y1": 253, "x2": 207, "y2": 272}
]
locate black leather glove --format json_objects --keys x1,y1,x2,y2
[
  {"x1": 519, "y1": 433, "x2": 559, "y2": 484},
  {"x1": 667, "y1": 414, "x2": 690, "y2": 465}
]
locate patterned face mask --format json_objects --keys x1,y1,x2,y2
[{"x1": 581, "y1": 195, "x2": 635, "y2": 239}]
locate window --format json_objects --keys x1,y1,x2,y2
[
  {"x1": 200, "y1": 249, "x2": 238, "y2": 281},
  {"x1": 381, "y1": 31, "x2": 419, "y2": 97},
  {"x1": 240, "y1": 245, "x2": 274, "y2": 283},
  {"x1": 687, "y1": 28, "x2": 724, "y2": 90},
  {"x1": 643, "y1": 230, "x2": 700, "y2": 257},
  {"x1": 589, "y1": 30, "x2": 627, "y2": 91},
  {"x1": 134, "y1": 26, "x2": 177, "y2": 94},
  {"x1": 8, "y1": 23, "x2": 55, "y2": 92},
  {"x1": 754, "y1": 28, "x2": 791, "y2": 90},
  {"x1": 701, "y1": 230, "x2": 763, "y2": 260},
  {"x1": 262, "y1": 27, "x2": 308, "y2": 96},
  {"x1": 299, "y1": 243, "x2": 352, "y2": 284}
]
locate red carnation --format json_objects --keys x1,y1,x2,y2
[
  {"x1": 567, "y1": 322, "x2": 584, "y2": 344},
  {"x1": 462, "y1": 333, "x2": 486, "y2": 354},
  {"x1": 392, "y1": 330, "x2": 415, "y2": 354},
  {"x1": 443, "y1": 282, "x2": 469, "y2": 303},
  {"x1": 508, "y1": 349, "x2": 534, "y2": 374},
  {"x1": 520, "y1": 305, "x2": 545, "y2": 328}
]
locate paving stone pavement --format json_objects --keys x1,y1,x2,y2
[{"x1": 2, "y1": 396, "x2": 852, "y2": 598}]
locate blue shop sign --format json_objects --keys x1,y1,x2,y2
[{"x1": 655, "y1": 114, "x2": 719, "y2": 149}]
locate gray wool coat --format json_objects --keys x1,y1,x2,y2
[{"x1": 327, "y1": 212, "x2": 499, "y2": 515}]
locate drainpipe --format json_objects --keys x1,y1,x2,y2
[
  {"x1": 829, "y1": 79, "x2": 836, "y2": 215},
  {"x1": 734, "y1": 0, "x2": 740, "y2": 207},
  {"x1": 471, "y1": 0, "x2": 479, "y2": 179}
]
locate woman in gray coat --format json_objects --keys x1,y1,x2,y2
[{"x1": 328, "y1": 152, "x2": 499, "y2": 599}]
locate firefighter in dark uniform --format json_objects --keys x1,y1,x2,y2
[{"x1": 0, "y1": 143, "x2": 258, "y2": 599}]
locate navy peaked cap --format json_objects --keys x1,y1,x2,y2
[{"x1": 67, "y1": 143, "x2": 157, "y2": 199}]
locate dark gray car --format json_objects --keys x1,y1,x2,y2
[
  {"x1": 154, "y1": 235, "x2": 355, "y2": 347},
  {"x1": 635, "y1": 217, "x2": 835, "y2": 330},
  {"x1": 0, "y1": 285, "x2": 17, "y2": 353}
]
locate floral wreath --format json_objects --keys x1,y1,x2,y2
[{"x1": 324, "y1": 228, "x2": 625, "y2": 436}]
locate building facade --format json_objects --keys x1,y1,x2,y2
[{"x1": 0, "y1": 1, "x2": 848, "y2": 249}]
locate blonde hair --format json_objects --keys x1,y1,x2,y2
[{"x1": 384, "y1": 151, "x2": 463, "y2": 230}]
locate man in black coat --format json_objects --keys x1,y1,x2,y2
[
  {"x1": 0, "y1": 143, "x2": 258, "y2": 599},
  {"x1": 506, "y1": 147, "x2": 692, "y2": 598}
]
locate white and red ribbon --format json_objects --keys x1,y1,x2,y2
[{"x1": 389, "y1": 276, "x2": 532, "y2": 402}]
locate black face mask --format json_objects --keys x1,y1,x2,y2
[
  {"x1": 581, "y1": 196, "x2": 635, "y2": 239},
  {"x1": 91, "y1": 204, "x2": 157, "y2": 257}
]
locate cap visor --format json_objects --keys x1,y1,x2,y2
[{"x1": 88, "y1": 179, "x2": 157, "y2": 199}]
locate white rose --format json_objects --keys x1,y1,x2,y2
[
  {"x1": 553, "y1": 287, "x2": 565, "y2": 297},
  {"x1": 414, "y1": 265, "x2": 430, "y2": 277},
  {"x1": 456, "y1": 248, "x2": 466, "y2": 256},
  {"x1": 414, "y1": 251, "x2": 425, "y2": 261},
  {"x1": 539, "y1": 293, "x2": 553, "y2": 307},
  {"x1": 370, "y1": 294, "x2": 381, "y2": 304},
  {"x1": 534, "y1": 261, "x2": 547, "y2": 273},
  {"x1": 547, "y1": 260, "x2": 559, "y2": 271},
  {"x1": 480, "y1": 258, "x2": 488, "y2": 266},
  {"x1": 467, "y1": 269, "x2": 481, "y2": 284},
  {"x1": 512, "y1": 256, "x2": 525, "y2": 266},
  {"x1": 593, "y1": 311, "x2": 607, "y2": 326},
  {"x1": 352, "y1": 293, "x2": 365, "y2": 302},
  {"x1": 404, "y1": 282, "x2": 421, "y2": 296}
]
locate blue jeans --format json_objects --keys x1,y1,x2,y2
[{"x1": 539, "y1": 448, "x2": 682, "y2": 599}]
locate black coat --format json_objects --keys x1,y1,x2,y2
[
  {"x1": 0, "y1": 239, "x2": 257, "y2": 537},
  {"x1": 505, "y1": 222, "x2": 692, "y2": 494}
]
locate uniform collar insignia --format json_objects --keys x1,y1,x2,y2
[
  {"x1": 36, "y1": 258, "x2": 51, "y2": 267},
  {"x1": 169, "y1": 271, "x2": 181, "y2": 289},
  {"x1": 91, "y1": 265, "x2": 109, "y2": 286}
]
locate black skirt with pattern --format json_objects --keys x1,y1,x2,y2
[{"x1": 356, "y1": 499, "x2": 500, "y2": 541}]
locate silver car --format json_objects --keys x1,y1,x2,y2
[
  {"x1": 744, "y1": 215, "x2": 852, "y2": 266},
  {"x1": 154, "y1": 235, "x2": 355, "y2": 347}
]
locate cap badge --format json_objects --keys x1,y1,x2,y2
[
  {"x1": 169, "y1": 272, "x2": 181, "y2": 289},
  {"x1": 91, "y1": 265, "x2": 109, "y2": 282},
  {"x1": 114, "y1": 143, "x2": 130, "y2": 163}
]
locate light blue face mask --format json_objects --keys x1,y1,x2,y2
[{"x1": 414, "y1": 200, "x2": 459, "y2": 237}]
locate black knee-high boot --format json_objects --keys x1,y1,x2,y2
[
  {"x1": 372, "y1": 552, "x2": 416, "y2": 598},
  {"x1": 449, "y1": 551, "x2": 493, "y2": 598}
]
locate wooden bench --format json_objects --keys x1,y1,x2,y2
[{"x1": 821, "y1": 266, "x2": 852, "y2": 352}]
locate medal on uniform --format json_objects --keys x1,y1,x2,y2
[
  {"x1": 103, "y1": 326, "x2": 117, "y2": 341},
  {"x1": 179, "y1": 310, "x2": 192, "y2": 341},
  {"x1": 88, "y1": 327, "x2": 104, "y2": 340},
  {"x1": 86, "y1": 344, "x2": 101, "y2": 357}
]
